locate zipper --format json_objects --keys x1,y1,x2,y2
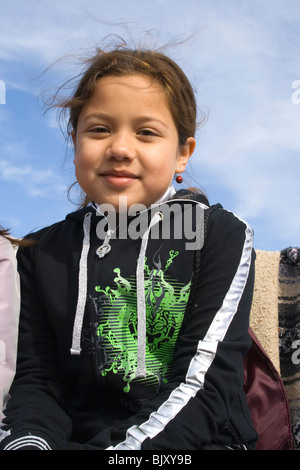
[{"x1": 228, "y1": 415, "x2": 248, "y2": 447}]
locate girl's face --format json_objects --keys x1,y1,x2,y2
[{"x1": 72, "y1": 74, "x2": 195, "y2": 211}]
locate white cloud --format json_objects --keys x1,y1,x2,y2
[{"x1": 0, "y1": 160, "x2": 67, "y2": 198}]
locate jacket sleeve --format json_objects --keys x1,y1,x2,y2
[
  {"x1": 78, "y1": 206, "x2": 257, "y2": 450},
  {"x1": 0, "y1": 237, "x2": 20, "y2": 420},
  {"x1": 0, "y1": 237, "x2": 73, "y2": 450}
]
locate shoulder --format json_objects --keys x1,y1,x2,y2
[
  {"x1": 22, "y1": 207, "x2": 90, "y2": 242},
  {"x1": 203, "y1": 205, "x2": 254, "y2": 264},
  {"x1": 17, "y1": 207, "x2": 89, "y2": 263},
  {"x1": 206, "y1": 204, "x2": 252, "y2": 234}
]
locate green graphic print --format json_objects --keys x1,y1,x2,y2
[{"x1": 92, "y1": 250, "x2": 191, "y2": 392}]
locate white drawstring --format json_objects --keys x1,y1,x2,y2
[
  {"x1": 135, "y1": 211, "x2": 163, "y2": 378},
  {"x1": 70, "y1": 212, "x2": 92, "y2": 355}
]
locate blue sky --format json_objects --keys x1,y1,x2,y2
[{"x1": 0, "y1": 0, "x2": 299, "y2": 251}]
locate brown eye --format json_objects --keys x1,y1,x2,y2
[
  {"x1": 90, "y1": 127, "x2": 110, "y2": 134},
  {"x1": 138, "y1": 129, "x2": 158, "y2": 137}
]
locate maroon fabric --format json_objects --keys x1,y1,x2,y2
[{"x1": 243, "y1": 329, "x2": 294, "y2": 450}]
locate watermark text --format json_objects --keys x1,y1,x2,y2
[
  {"x1": 94, "y1": 196, "x2": 205, "y2": 252},
  {"x1": 291, "y1": 340, "x2": 300, "y2": 365},
  {"x1": 291, "y1": 80, "x2": 300, "y2": 104}
]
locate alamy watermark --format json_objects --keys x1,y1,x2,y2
[
  {"x1": 0, "y1": 80, "x2": 6, "y2": 104},
  {"x1": 94, "y1": 196, "x2": 205, "y2": 253},
  {"x1": 291, "y1": 80, "x2": 300, "y2": 104}
]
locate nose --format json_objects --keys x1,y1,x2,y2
[{"x1": 106, "y1": 131, "x2": 136, "y2": 161}]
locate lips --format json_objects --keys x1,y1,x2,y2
[
  {"x1": 100, "y1": 169, "x2": 138, "y2": 187},
  {"x1": 101, "y1": 169, "x2": 137, "y2": 178}
]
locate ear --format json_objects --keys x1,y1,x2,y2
[{"x1": 175, "y1": 137, "x2": 196, "y2": 174}]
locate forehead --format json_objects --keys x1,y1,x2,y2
[
  {"x1": 77, "y1": 74, "x2": 175, "y2": 127},
  {"x1": 91, "y1": 74, "x2": 167, "y2": 103}
]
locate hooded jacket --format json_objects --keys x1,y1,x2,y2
[{"x1": 0, "y1": 190, "x2": 257, "y2": 450}]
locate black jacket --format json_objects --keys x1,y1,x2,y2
[{"x1": 0, "y1": 191, "x2": 257, "y2": 450}]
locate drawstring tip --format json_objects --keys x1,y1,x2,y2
[
  {"x1": 70, "y1": 348, "x2": 81, "y2": 355},
  {"x1": 135, "y1": 369, "x2": 147, "y2": 379}
]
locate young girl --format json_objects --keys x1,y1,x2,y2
[
  {"x1": 0, "y1": 229, "x2": 20, "y2": 422},
  {"x1": 0, "y1": 47, "x2": 257, "y2": 450}
]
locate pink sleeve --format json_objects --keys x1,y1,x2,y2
[{"x1": 0, "y1": 236, "x2": 20, "y2": 419}]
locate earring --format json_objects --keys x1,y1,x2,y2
[{"x1": 175, "y1": 173, "x2": 183, "y2": 184}]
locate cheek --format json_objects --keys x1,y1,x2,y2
[
  {"x1": 73, "y1": 144, "x2": 97, "y2": 171},
  {"x1": 73, "y1": 153, "x2": 91, "y2": 183},
  {"x1": 146, "y1": 145, "x2": 179, "y2": 172},
  {"x1": 153, "y1": 155, "x2": 179, "y2": 179}
]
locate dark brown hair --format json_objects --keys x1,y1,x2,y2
[{"x1": 0, "y1": 227, "x2": 34, "y2": 247}]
